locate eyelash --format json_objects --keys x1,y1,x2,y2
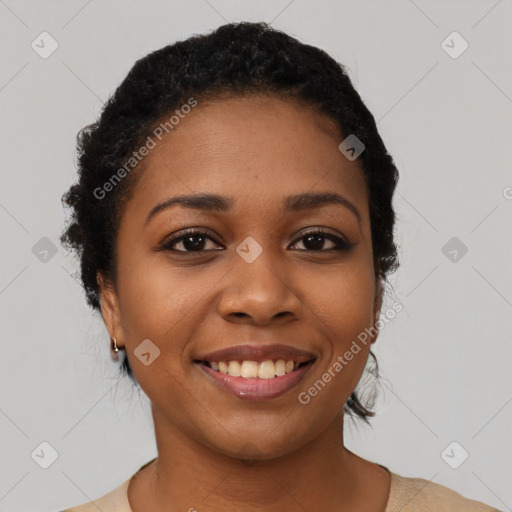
[{"x1": 159, "y1": 227, "x2": 354, "y2": 254}]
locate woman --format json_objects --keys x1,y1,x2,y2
[{"x1": 59, "y1": 21, "x2": 500, "y2": 512}]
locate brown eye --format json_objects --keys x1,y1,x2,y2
[
  {"x1": 290, "y1": 229, "x2": 353, "y2": 252},
  {"x1": 158, "y1": 227, "x2": 354, "y2": 254},
  {"x1": 160, "y1": 229, "x2": 223, "y2": 253}
]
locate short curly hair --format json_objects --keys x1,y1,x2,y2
[{"x1": 60, "y1": 21, "x2": 399, "y2": 424}]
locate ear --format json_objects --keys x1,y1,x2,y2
[{"x1": 97, "y1": 271, "x2": 124, "y2": 349}]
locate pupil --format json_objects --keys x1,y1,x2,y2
[
  {"x1": 184, "y1": 235, "x2": 205, "y2": 250},
  {"x1": 305, "y1": 234, "x2": 324, "y2": 250}
]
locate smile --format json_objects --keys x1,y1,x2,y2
[
  {"x1": 198, "y1": 361, "x2": 314, "y2": 401},
  {"x1": 193, "y1": 343, "x2": 317, "y2": 401}
]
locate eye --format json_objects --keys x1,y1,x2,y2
[
  {"x1": 289, "y1": 228, "x2": 353, "y2": 252},
  {"x1": 158, "y1": 227, "x2": 354, "y2": 254},
  {"x1": 159, "y1": 228, "x2": 223, "y2": 253}
]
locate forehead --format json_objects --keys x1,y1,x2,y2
[{"x1": 124, "y1": 94, "x2": 368, "y2": 218}]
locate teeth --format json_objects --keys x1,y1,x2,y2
[
  {"x1": 228, "y1": 360, "x2": 241, "y2": 377},
  {"x1": 275, "y1": 360, "x2": 286, "y2": 376},
  {"x1": 258, "y1": 360, "x2": 275, "y2": 379},
  {"x1": 240, "y1": 360, "x2": 258, "y2": 378},
  {"x1": 208, "y1": 359, "x2": 305, "y2": 378}
]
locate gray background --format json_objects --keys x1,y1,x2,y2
[{"x1": 1, "y1": 1, "x2": 511, "y2": 511}]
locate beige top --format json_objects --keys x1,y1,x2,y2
[{"x1": 61, "y1": 459, "x2": 502, "y2": 512}]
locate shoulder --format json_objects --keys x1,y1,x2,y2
[
  {"x1": 59, "y1": 476, "x2": 132, "y2": 512},
  {"x1": 60, "y1": 457, "x2": 156, "y2": 511},
  {"x1": 386, "y1": 471, "x2": 502, "y2": 512}
]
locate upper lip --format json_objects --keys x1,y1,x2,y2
[{"x1": 195, "y1": 344, "x2": 317, "y2": 364}]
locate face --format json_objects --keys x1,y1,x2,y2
[{"x1": 99, "y1": 94, "x2": 381, "y2": 460}]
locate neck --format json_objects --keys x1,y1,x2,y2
[{"x1": 128, "y1": 405, "x2": 388, "y2": 512}]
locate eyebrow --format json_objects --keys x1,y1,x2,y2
[{"x1": 144, "y1": 192, "x2": 361, "y2": 225}]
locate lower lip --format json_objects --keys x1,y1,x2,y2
[{"x1": 196, "y1": 361, "x2": 315, "y2": 401}]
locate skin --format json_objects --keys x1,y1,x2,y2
[{"x1": 98, "y1": 94, "x2": 391, "y2": 511}]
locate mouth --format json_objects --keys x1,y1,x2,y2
[{"x1": 193, "y1": 344, "x2": 317, "y2": 401}]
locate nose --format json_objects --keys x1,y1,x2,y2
[{"x1": 217, "y1": 251, "x2": 304, "y2": 326}]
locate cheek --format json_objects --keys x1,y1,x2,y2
[
  {"x1": 115, "y1": 260, "x2": 208, "y2": 405},
  {"x1": 116, "y1": 251, "x2": 225, "y2": 372},
  {"x1": 306, "y1": 258, "x2": 376, "y2": 341},
  {"x1": 303, "y1": 258, "x2": 376, "y2": 392},
  {"x1": 116, "y1": 246, "x2": 202, "y2": 330}
]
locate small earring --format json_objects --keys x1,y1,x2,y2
[{"x1": 110, "y1": 337, "x2": 120, "y2": 360}]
